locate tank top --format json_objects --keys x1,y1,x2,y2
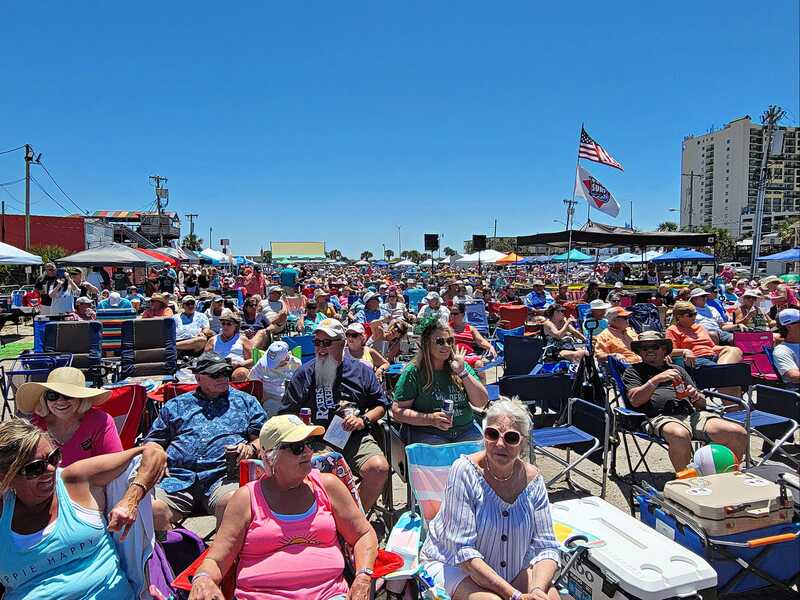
[
  {"x1": 0, "y1": 469, "x2": 135, "y2": 600},
  {"x1": 214, "y1": 333, "x2": 246, "y2": 364},
  {"x1": 346, "y1": 347, "x2": 374, "y2": 368},
  {"x1": 235, "y1": 470, "x2": 349, "y2": 600},
  {"x1": 452, "y1": 323, "x2": 476, "y2": 353}
]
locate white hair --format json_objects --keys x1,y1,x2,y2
[
  {"x1": 315, "y1": 354, "x2": 339, "y2": 389},
  {"x1": 483, "y1": 396, "x2": 533, "y2": 461}
]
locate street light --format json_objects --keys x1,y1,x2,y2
[{"x1": 553, "y1": 219, "x2": 568, "y2": 230}]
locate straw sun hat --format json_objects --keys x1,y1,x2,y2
[{"x1": 15, "y1": 367, "x2": 111, "y2": 414}]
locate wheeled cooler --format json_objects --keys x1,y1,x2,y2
[
  {"x1": 637, "y1": 480, "x2": 800, "y2": 595},
  {"x1": 551, "y1": 497, "x2": 717, "y2": 600}
]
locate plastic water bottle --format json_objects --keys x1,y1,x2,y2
[{"x1": 417, "y1": 566, "x2": 451, "y2": 599}]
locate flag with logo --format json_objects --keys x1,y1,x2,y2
[{"x1": 575, "y1": 165, "x2": 621, "y2": 217}]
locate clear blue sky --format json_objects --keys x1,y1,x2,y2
[{"x1": 1, "y1": 2, "x2": 797, "y2": 258}]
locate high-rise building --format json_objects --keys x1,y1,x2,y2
[{"x1": 680, "y1": 115, "x2": 799, "y2": 238}]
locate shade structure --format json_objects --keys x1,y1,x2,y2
[
  {"x1": 200, "y1": 248, "x2": 234, "y2": 265},
  {"x1": 550, "y1": 249, "x2": 593, "y2": 263},
  {"x1": 779, "y1": 273, "x2": 799, "y2": 283},
  {"x1": 757, "y1": 247, "x2": 800, "y2": 262},
  {"x1": 354, "y1": 260, "x2": 369, "y2": 266},
  {"x1": 602, "y1": 250, "x2": 663, "y2": 264},
  {"x1": 58, "y1": 243, "x2": 165, "y2": 267},
  {"x1": 158, "y1": 246, "x2": 200, "y2": 263},
  {"x1": 234, "y1": 255, "x2": 255, "y2": 266},
  {"x1": 0, "y1": 241, "x2": 42, "y2": 265},
  {"x1": 394, "y1": 259, "x2": 415, "y2": 267},
  {"x1": 455, "y1": 249, "x2": 507, "y2": 265},
  {"x1": 495, "y1": 253, "x2": 522, "y2": 265},
  {"x1": 373, "y1": 260, "x2": 389, "y2": 267},
  {"x1": 138, "y1": 248, "x2": 179, "y2": 266},
  {"x1": 651, "y1": 248, "x2": 714, "y2": 262}
]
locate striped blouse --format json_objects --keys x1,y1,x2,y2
[{"x1": 420, "y1": 456, "x2": 560, "y2": 581}]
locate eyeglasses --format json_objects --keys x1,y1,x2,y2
[
  {"x1": 183, "y1": 301, "x2": 196, "y2": 306},
  {"x1": 483, "y1": 427, "x2": 523, "y2": 446},
  {"x1": 637, "y1": 344, "x2": 663, "y2": 351},
  {"x1": 345, "y1": 332, "x2": 362, "y2": 338},
  {"x1": 279, "y1": 440, "x2": 313, "y2": 455},
  {"x1": 434, "y1": 336, "x2": 455, "y2": 346},
  {"x1": 19, "y1": 448, "x2": 62, "y2": 479},
  {"x1": 207, "y1": 370, "x2": 232, "y2": 379},
  {"x1": 44, "y1": 390, "x2": 73, "y2": 403},
  {"x1": 313, "y1": 338, "x2": 340, "y2": 347},
  {"x1": 220, "y1": 320, "x2": 236, "y2": 326}
]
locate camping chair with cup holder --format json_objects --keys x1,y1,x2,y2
[
  {"x1": 42, "y1": 320, "x2": 104, "y2": 385},
  {"x1": 733, "y1": 331, "x2": 779, "y2": 383},
  {"x1": 119, "y1": 317, "x2": 178, "y2": 380},
  {"x1": 0, "y1": 351, "x2": 74, "y2": 419}
]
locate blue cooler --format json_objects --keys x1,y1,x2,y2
[{"x1": 637, "y1": 487, "x2": 800, "y2": 595}]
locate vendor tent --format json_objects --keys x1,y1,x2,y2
[
  {"x1": 455, "y1": 249, "x2": 507, "y2": 265},
  {"x1": 373, "y1": 260, "x2": 389, "y2": 267},
  {"x1": 138, "y1": 248, "x2": 179, "y2": 266},
  {"x1": 354, "y1": 260, "x2": 369, "y2": 266},
  {"x1": 651, "y1": 248, "x2": 714, "y2": 263},
  {"x1": 200, "y1": 248, "x2": 234, "y2": 265},
  {"x1": 0, "y1": 241, "x2": 42, "y2": 265},
  {"x1": 757, "y1": 247, "x2": 800, "y2": 262},
  {"x1": 550, "y1": 249, "x2": 593, "y2": 263},
  {"x1": 495, "y1": 253, "x2": 522, "y2": 265},
  {"x1": 58, "y1": 243, "x2": 164, "y2": 267},
  {"x1": 234, "y1": 256, "x2": 255, "y2": 266},
  {"x1": 394, "y1": 259, "x2": 415, "y2": 267},
  {"x1": 158, "y1": 246, "x2": 200, "y2": 263}
]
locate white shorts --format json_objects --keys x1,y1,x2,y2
[{"x1": 421, "y1": 561, "x2": 469, "y2": 596}]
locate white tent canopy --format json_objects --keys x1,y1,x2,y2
[
  {"x1": 455, "y1": 249, "x2": 507, "y2": 265},
  {"x1": 200, "y1": 248, "x2": 234, "y2": 264},
  {"x1": 0, "y1": 241, "x2": 42, "y2": 266},
  {"x1": 354, "y1": 260, "x2": 369, "y2": 266},
  {"x1": 394, "y1": 259, "x2": 415, "y2": 267},
  {"x1": 602, "y1": 250, "x2": 663, "y2": 263}
]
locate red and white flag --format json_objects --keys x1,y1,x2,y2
[
  {"x1": 575, "y1": 164, "x2": 621, "y2": 218},
  {"x1": 579, "y1": 126, "x2": 624, "y2": 171}
]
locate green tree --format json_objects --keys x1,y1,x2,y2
[
  {"x1": 407, "y1": 250, "x2": 422, "y2": 263},
  {"x1": 181, "y1": 234, "x2": 203, "y2": 251},
  {"x1": 443, "y1": 246, "x2": 458, "y2": 257},
  {"x1": 487, "y1": 237, "x2": 516, "y2": 253},
  {"x1": 400, "y1": 250, "x2": 411, "y2": 259},
  {"x1": 699, "y1": 225, "x2": 735, "y2": 260},
  {"x1": 777, "y1": 216, "x2": 800, "y2": 246},
  {"x1": 29, "y1": 244, "x2": 69, "y2": 264},
  {"x1": 360, "y1": 251, "x2": 373, "y2": 261},
  {"x1": 384, "y1": 249, "x2": 394, "y2": 260},
  {"x1": 420, "y1": 252, "x2": 432, "y2": 263},
  {"x1": 657, "y1": 221, "x2": 679, "y2": 232},
  {"x1": 327, "y1": 248, "x2": 343, "y2": 261}
]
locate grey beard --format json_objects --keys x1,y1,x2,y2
[{"x1": 315, "y1": 354, "x2": 339, "y2": 389}]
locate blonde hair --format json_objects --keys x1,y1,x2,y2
[
  {"x1": 413, "y1": 324, "x2": 463, "y2": 392},
  {"x1": 0, "y1": 419, "x2": 52, "y2": 494},
  {"x1": 33, "y1": 394, "x2": 93, "y2": 418}
]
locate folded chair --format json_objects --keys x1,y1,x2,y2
[
  {"x1": 119, "y1": 317, "x2": 177, "y2": 379},
  {"x1": 42, "y1": 320, "x2": 103, "y2": 382},
  {"x1": 98, "y1": 384, "x2": 148, "y2": 449},
  {"x1": 0, "y1": 351, "x2": 73, "y2": 419},
  {"x1": 733, "y1": 331, "x2": 779, "y2": 383}
]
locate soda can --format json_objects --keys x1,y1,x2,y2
[
  {"x1": 224, "y1": 444, "x2": 240, "y2": 481},
  {"x1": 442, "y1": 398, "x2": 454, "y2": 417},
  {"x1": 299, "y1": 408, "x2": 312, "y2": 424}
]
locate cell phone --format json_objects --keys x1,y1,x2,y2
[{"x1": 56, "y1": 268, "x2": 66, "y2": 279}]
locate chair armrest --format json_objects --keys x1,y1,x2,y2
[
  {"x1": 703, "y1": 390, "x2": 749, "y2": 412},
  {"x1": 613, "y1": 406, "x2": 648, "y2": 430}
]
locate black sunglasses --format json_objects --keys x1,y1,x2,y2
[
  {"x1": 19, "y1": 448, "x2": 62, "y2": 479},
  {"x1": 44, "y1": 390, "x2": 73, "y2": 403},
  {"x1": 484, "y1": 426, "x2": 523, "y2": 446},
  {"x1": 313, "y1": 338, "x2": 340, "y2": 347},
  {"x1": 220, "y1": 320, "x2": 236, "y2": 326},
  {"x1": 345, "y1": 332, "x2": 363, "y2": 338},
  {"x1": 434, "y1": 336, "x2": 455, "y2": 346},
  {"x1": 207, "y1": 369, "x2": 232, "y2": 379},
  {"x1": 279, "y1": 440, "x2": 313, "y2": 455},
  {"x1": 637, "y1": 344, "x2": 663, "y2": 351}
]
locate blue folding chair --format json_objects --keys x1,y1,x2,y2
[
  {"x1": 576, "y1": 303, "x2": 590, "y2": 328},
  {"x1": 282, "y1": 334, "x2": 316, "y2": 364},
  {"x1": 463, "y1": 300, "x2": 489, "y2": 336},
  {"x1": 1, "y1": 352, "x2": 74, "y2": 418},
  {"x1": 502, "y1": 334, "x2": 544, "y2": 377}
]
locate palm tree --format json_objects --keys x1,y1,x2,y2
[
  {"x1": 777, "y1": 216, "x2": 800, "y2": 246},
  {"x1": 420, "y1": 252, "x2": 432, "y2": 263},
  {"x1": 400, "y1": 250, "x2": 411, "y2": 259},
  {"x1": 181, "y1": 234, "x2": 203, "y2": 250},
  {"x1": 384, "y1": 249, "x2": 394, "y2": 260},
  {"x1": 443, "y1": 246, "x2": 458, "y2": 257},
  {"x1": 408, "y1": 250, "x2": 422, "y2": 264},
  {"x1": 327, "y1": 249, "x2": 343, "y2": 261},
  {"x1": 657, "y1": 221, "x2": 678, "y2": 232},
  {"x1": 360, "y1": 251, "x2": 374, "y2": 261}
]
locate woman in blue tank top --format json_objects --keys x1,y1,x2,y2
[{"x1": 0, "y1": 419, "x2": 166, "y2": 600}]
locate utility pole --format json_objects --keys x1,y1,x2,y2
[
  {"x1": 751, "y1": 105, "x2": 786, "y2": 278},
  {"x1": 681, "y1": 171, "x2": 702, "y2": 231},
  {"x1": 185, "y1": 213, "x2": 198, "y2": 248},
  {"x1": 209, "y1": 226, "x2": 213, "y2": 250},
  {"x1": 2, "y1": 200, "x2": 5, "y2": 242},
  {"x1": 563, "y1": 198, "x2": 577, "y2": 283},
  {"x1": 149, "y1": 175, "x2": 168, "y2": 246},
  {"x1": 24, "y1": 144, "x2": 41, "y2": 250},
  {"x1": 493, "y1": 219, "x2": 497, "y2": 240}
]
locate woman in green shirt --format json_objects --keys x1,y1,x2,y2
[{"x1": 391, "y1": 316, "x2": 489, "y2": 444}]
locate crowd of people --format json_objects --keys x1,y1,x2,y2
[{"x1": 1, "y1": 256, "x2": 796, "y2": 598}]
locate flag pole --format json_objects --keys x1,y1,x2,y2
[{"x1": 566, "y1": 124, "x2": 583, "y2": 284}]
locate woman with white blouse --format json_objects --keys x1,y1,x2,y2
[{"x1": 420, "y1": 398, "x2": 560, "y2": 600}]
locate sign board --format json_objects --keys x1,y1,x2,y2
[{"x1": 156, "y1": 188, "x2": 169, "y2": 199}]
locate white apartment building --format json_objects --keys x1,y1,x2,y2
[{"x1": 680, "y1": 115, "x2": 799, "y2": 238}]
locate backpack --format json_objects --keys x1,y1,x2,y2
[
  {"x1": 628, "y1": 303, "x2": 663, "y2": 334},
  {"x1": 147, "y1": 528, "x2": 206, "y2": 600}
]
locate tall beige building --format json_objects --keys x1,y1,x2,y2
[{"x1": 680, "y1": 116, "x2": 799, "y2": 238}]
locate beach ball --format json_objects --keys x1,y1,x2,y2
[{"x1": 692, "y1": 443, "x2": 739, "y2": 476}]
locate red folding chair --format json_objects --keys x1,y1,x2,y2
[
  {"x1": 149, "y1": 380, "x2": 264, "y2": 403},
  {"x1": 733, "y1": 331, "x2": 779, "y2": 383},
  {"x1": 98, "y1": 384, "x2": 147, "y2": 449},
  {"x1": 498, "y1": 304, "x2": 527, "y2": 329}
]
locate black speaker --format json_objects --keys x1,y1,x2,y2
[
  {"x1": 472, "y1": 234, "x2": 487, "y2": 251},
  {"x1": 424, "y1": 234, "x2": 439, "y2": 252}
]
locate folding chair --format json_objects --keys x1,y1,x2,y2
[
  {"x1": 119, "y1": 317, "x2": 177, "y2": 379},
  {"x1": 0, "y1": 352, "x2": 74, "y2": 419},
  {"x1": 628, "y1": 303, "x2": 664, "y2": 334},
  {"x1": 98, "y1": 384, "x2": 148, "y2": 449},
  {"x1": 95, "y1": 308, "x2": 138, "y2": 356},
  {"x1": 764, "y1": 346, "x2": 789, "y2": 387},
  {"x1": 575, "y1": 303, "x2": 590, "y2": 329},
  {"x1": 463, "y1": 300, "x2": 489, "y2": 336},
  {"x1": 282, "y1": 334, "x2": 316, "y2": 364},
  {"x1": 497, "y1": 304, "x2": 527, "y2": 329},
  {"x1": 502, "y1": 334, "x2": 544, "y2": 377},
  {"x1": 733, "y1": 331, "x2": 779, "y2": 383},
  {"x1": 42, "y1": 320, "x2": 103, "y2": 383}
]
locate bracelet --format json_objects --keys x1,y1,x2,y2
[
  {"x1": 458, "y1": 369, "x2": 469, "y2": 379},
  {"x1": 129, "y1": 481, "x2": 148, "y2": 494},
  {"x1": 193, "y1": 571, "x2": 213, "y2": 582},
  {"x1": 510, "y1": 591, "x2": 523, "y2": 600}
]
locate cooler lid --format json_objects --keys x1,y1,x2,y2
[
  {"x1": 664, "y1": 471, "x2": 782, "y2": 520},
  {"x1": 551, "y1": 497, "x2": 717, "y2": 600}
]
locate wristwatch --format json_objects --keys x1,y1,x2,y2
[
  {"x1": 361, "y1": 415, "x2": 372, "y2": 430},
  {"x1": 355, "y1": 567, "x2": 373, "y2": 579}
]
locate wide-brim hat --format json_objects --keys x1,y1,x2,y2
[
  {"x1": 150, "y1": 293, "x2": 168, "y2": 305},
  {"x1": 16, "y1": 367, "x2": 111, "y2": 414},
  {"x1": 589, "y1": 299, "x2": 612, "y2": 311},
  {"x1": 631, "y1": 331, "x2": 673, "y2": 354}
]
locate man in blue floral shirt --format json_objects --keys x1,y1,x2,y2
[{"x1": 147, "y1": 352, "x2": 267, "y2": 530}]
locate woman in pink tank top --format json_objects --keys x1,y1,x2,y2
[{"x1": 189, "y1": 415, "x2": 378, "y2": 600}]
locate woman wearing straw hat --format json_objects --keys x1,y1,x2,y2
[
  {"x1": 141, "y1": 292, "x2": 174, "y2": 318},
  {"x1": 16, "y1": 367, "x2": 123, "y2": 467}
]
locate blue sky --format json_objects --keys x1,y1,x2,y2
[{"x1": 0, "y1": 2, "x2": 797, "y2": 258}]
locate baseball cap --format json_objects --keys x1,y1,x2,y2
[
  {"x1": 606, "y1": 306, "x2": 632, "y2": 319},
  {"x1": 425, "y1": 291, "x2": 441, "y2": 302},
  {"x1": 589, "y1": 299, "x2": 611, "y2": 311},
  {"x1": 191, "y1": 352, "x2": 233, "y2": 377},
  {"x1": 265, "y1": 341, "x2": 290, "y2": 369},
  {"x1": 613, "y1": 281, "x2": 624, "y2": 289},
  {"x1": 182, "y1": 295, "x2": 196, "y2": 305},
  {"x1": 346, "y1": 322, "x2": 366, "y2": 335},
  {"x1": 268, "y1": 285, "x2": 283, "y2": 294},
  {"x1": 108, "y1": 292, "x2": 122, "y2": 307},
  {"x1": 362, "y1": 291, "x2": 378, "y2": 304},
  {"x1": 316, "y1": 318, "x2": 345, "y2": 340},
  {"x1": 75, "y1": 296, "x2": 93, "y2": 306},
  {"x1": 259, "y1": 415, "x2": 324, "y2": 452},
  {"x1": 742, "y1": 289, "x2": 761, "y2": 299},
  {"x1": 532, "y1": 279, "x2": 545, "y2": 286},
  {"x1": 689, "y1": 288, "x2": 709, "y2": 299},
  {"x1": 778, "y1": 308, "x2": 800, "y2": 327},
  {"x1": 212, "y1": 295, "x2": 224, "y2": 303}
]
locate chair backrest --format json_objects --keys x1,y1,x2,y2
[
  {"x1": 707, "y1": 298, "x2": 729, "y2": 322},
  {"x1": 498, "y1": 304, "x2": 527, "y2": 329},
  {"x1": 734, "y1": 331, "x2": 774, "y2": 355},
  {"x1": 154, "y1": 380, "x2": 264, "y2": 403},
  {"x1": 282, "y1": 335, "x2": 316, "y2": 364},
  {"x1": 463, "y1": 301, "x2": 489, "y2": 335},
  {"x1": 98, "y1": 384, "x2": 147, "y2": 449},
  {"x1": 406, "y1": 288, "x2": 427, "y2": 312},
  {"x1": 619, "y1": 296, "x2": 633, "y2": 308},
  {"x1": 42, "y1": 321, "x2": 102, "y2": 373},
  {"x1": 405, "y1": 440, "x2": 483, "y2": 527},
  {"x1": 754, "y1": 384, "x2": 800, "y2": 421},
  {"x1": 606, "y1": 355, "x2": 632, "y2": 408},
  {"x1": 628, "y1": 303, "x2": 664, "y2": 334},
  {"x1": 119, "y1": 318, "x2": 177, "y2": 379},
  {"x1": 690, "y1": 362, "x2": 752, "y2": 392},
  {"x1": 95, "y1": 308, "x2": 138, "y2": 355},
  {"x1": 569, "y1": 398, "x2": 609, "y2": 465},
  {"x1": 499, "y1": 373, "x2": 572, "y2": 413},
  {"x1": 763, "y1": 346, "x2": 787, "y2": 385},
  {"x1": 503, "y1": 335, "x2": 544, "y2": 377},
  {"x1": 576, "y1": 303, "x2": 590, "y2": 327}
]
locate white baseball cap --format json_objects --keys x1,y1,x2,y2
[
  {"x1": 265, "y1": 341, "x2": 290, "y2": 369},
  {"x1": 778, "y1": 308, "x2": 800, "y2": 327},
  {"x1": 108, "y1": 292, "x2": 122, "y2": 307}
]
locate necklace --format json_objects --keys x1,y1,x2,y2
[{"x1": 485, "y1": 459, "x2": 516, "y2": 482}]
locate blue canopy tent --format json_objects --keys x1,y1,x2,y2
[
  {"x1": 550, "y1": 249, "x2": 593, "y2": 263},
  {"x1": 757, "y1": 247, "x2": 800, "y2": 262},
  {"x1": 234, "y1": 256, "x2": 255, "y2": 266},
  {"x1": 651, "y1": 248, "x2": 714, "y2": 262},
  {"x1": 372, "y1": 260, "x2": 389, "y2": 267}
]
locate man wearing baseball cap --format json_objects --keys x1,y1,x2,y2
[
  {"x1": 417, "y1": 291, "x2": 449, "y2": 326},
  {"x1": 282, "y1": 318, "x2": 389, "y2": 511},
  {"x1": 146, "y1": 351, "x2": 267, "y2": 531},
  {"x1": 523, "y1": 279, "x2": 554, "y2": 315},
  {"x1": 248, "y1": 340, "x2": 302, "y2": 416},
  {"x1": 593, "y1": 306, "x2": 640, "y2": 364},
  {"x1": 688, "y1": 287, "x2": 739, "y2": 345},
  {"x1": 174, "y1": 295, "x2": 212, "y2": 354},
  {"x1": 773, "y1": 308, "x2": 800, "y2": 390}
]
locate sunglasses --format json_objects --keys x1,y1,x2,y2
[
  {"x1": 19, "y1": 448, "x2": 62, "y2": 479},
  {"x1": 345, "y1": 332, "x2": 362, "y2": 338},
  {"x1": 220, "y1": 320, "x2": 236, "y2": 326},
  {"x1": 483, "y1": 427, "x2": 523, "y2": 446},
  {"x1": 434, "y1": 336, "x2": 455, "y2": 346},
  {"x1": 44, "y1": 390, "x2": 74, "y2": 403},
  {"x1": 313, "y1": 338, "x2": 340, "y2": 347},
  {"x1": 207, "y1": 370, "x2": 232, "y2": 379},
  {"x1": 279, "y1": 440, "x2": 313, "y2": 455},
  {"x1": 638, "y1": 344, "x2": 663, "y2": 351}
]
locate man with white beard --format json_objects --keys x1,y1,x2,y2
[{"x1": 282, "y1": 318, "x2": 390, "y2": 511}]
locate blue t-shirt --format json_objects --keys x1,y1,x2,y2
[{"x1": 279, "y1": 268, "x2": 299, "y2": 287}]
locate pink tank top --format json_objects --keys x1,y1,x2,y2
[{"x1": 235, "y1": 469, "x2": 349, "y2": 600}]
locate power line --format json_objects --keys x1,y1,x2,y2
[
  {"x1": 29, "y1": 175, "x2": 72, "y2": 214},
  {"x1": 0, "y1": 177, "x2": 25, "y2": 187},
  {"x1": 37, "y1": 160, "x2": 88, "y2": 214},
  {"x1": 0, "y1": 185, "x2": 23, "y2": 210},
  {"x1": 0, "y1": 145, "x2": 24, "y2": 156}
]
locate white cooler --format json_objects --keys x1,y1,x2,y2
[{"x1": 551, "y1": 497, "x2": 717, "y2": 600}]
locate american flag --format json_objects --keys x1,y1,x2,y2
[{"x1": 579, "y1": 126, "x2": 624, "y2": 171}]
